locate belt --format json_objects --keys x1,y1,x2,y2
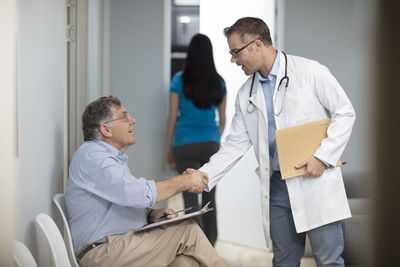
[{"x1": 76, "y1": 242, "x2": 104, "y2": 261}]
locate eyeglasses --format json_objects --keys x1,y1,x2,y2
[
  {"x1": 229, "y1": 39, "x2": 257, "y2": 57},
  {"x1": 103, "y1": 112, "x2": 130, "y2": 124}
]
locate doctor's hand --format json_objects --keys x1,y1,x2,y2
[
  {"x1": 184, "y1": 168, "x2": 208, "y2": 193},
  {"x1": 295, "y1": 156, "x2": 326, "y2": 178},
  {"x1": 188, "y1": 185, "x2": 205, "y2": 194}
]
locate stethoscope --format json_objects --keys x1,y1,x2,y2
[{"x1": 247, "y1": 51, "x2": 289, "y2": 116}]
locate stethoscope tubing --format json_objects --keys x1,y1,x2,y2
[{"x1": 248, "y1": 51, "x2": 289, "y2": 114}]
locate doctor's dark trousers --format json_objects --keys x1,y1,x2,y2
[
  {"x1": 270, "y1": 171, "x2": 345, "y2": 267},
  {"x1": 173, "y1": 141, "x2": 219, "y2": 246}
]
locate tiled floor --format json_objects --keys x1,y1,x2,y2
[
  {"x1": 167, "y1": 193, "x2": 317, "y2": 267},
  {"x1": 215, "y1": 240, "x2": 273, "y2": 267}
]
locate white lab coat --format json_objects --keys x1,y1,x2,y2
[{"x1": 200, "y1": 51, "x2": 356, "y2": 248}]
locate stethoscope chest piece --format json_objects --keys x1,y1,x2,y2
[{"x1": 247, "y1": 103, "x2": 255, "y2": 113}]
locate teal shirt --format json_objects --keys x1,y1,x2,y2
[{"x1": 170, "y1": 71, "x2": 226, "y2": 147}]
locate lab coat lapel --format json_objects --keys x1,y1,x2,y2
[
  {"x1": 249, "y1": 77, "x2": 267, "y2": 118},
  {"x1": 248, "y1": 74, "x2": 270, "y2": 166}
]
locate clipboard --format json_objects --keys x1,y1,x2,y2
[
  {"x1": 275, "y1": 118, "x2": 342, "y2": 179},
  {"x1": 135, "y1": 201, "x2": 214, "y2": 232}
]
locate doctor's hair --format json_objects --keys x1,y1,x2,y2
[
  {"x1": 224, "y1": 17, "x2": 272, "y2": 46},
  {"x1": 182, "y1": 33, "x2": 225, "y2": 109},
  {"x1": 82, "y1": 95, "x2": 121, "y2": 141}
]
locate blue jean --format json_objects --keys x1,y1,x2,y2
[{"x1": 269, "y1": 171, "x2": 345, "y2": 267}]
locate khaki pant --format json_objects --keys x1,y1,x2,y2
[{"x1": 79, "y1": 219, "x2": 225, "y2": 267}]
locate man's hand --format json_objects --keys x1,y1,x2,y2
[
  {"x1": 184, "y1": 168, "x2": 208, "y2": 193},
  {"x1": 295, "y1": 156, "x2": 326, "y2": 178},
  {"x1": 148, "y1": 208, "x2": 179, "y2": 223},
  {"x1": 154, "y1": 168, "x2": 208, "y2": 204}
]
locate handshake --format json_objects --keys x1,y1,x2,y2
[{"x1": 182, "y1": 168, "x2": 209, "y2": 194}]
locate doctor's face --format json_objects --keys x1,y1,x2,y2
[{"x1": 227, "y1": 33, "x2": 260, "y2": 75}]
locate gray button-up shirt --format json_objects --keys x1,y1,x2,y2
[{"x1": 65, "y1": 140, "x2": 157, "y2": 252}]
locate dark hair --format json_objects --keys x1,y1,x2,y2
[
  {"x1": 224, "y1": 17, "x2": 272, "y2": 46},
  {"x1": 182, "y1": 34, "x2": 224, "y2": 110},
  {"x1": 82, "y1": 95, "x2": 121, "y2": 141}
]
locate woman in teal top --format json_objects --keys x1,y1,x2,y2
[{"x1": 166, "y1": 34, "x2": 226, "y2": 246}]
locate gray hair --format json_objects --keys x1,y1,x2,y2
[{"x1": 82, "y1": 96, "x2": 121, "y2": 141}]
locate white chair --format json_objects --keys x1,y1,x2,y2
[
  {"x1": 53, "y1": 193, "x2": 79, "y2": 267},
  {"x1": 35, "y1": 213, "x2": 72, "y2": 267},
  {"x1": 13, "y1": 240, "x2": 38, "y2": 267}
]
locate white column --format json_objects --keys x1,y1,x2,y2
[
  {"x1": 87, "y1": 0, "x2": 103, "y2": 101},
  {"x1": 102, "y1": 0, "x2": 111, "y2": 96}
]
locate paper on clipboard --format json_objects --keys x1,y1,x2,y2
[
  {"x1": 275, "y1": 118, "x2": 342, "y2": 180},
  {"x1": 135, "y1": 201, "x2": 214, "y2": 232}
]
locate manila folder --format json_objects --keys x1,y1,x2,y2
[{"x1": 275, "y1": 118, "x2": 342, "y2": 179}]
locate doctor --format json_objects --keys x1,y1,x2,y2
[{"x1": 199, "y1": 17, "x2": 355, "y2": 266}]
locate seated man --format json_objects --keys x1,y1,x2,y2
[{"x1": 65, "y1": 96, "x2": 225, "y2": 267}]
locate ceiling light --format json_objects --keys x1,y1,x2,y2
[{"x1": 179, "y1": 16, "x2": 191, "y2": 24}]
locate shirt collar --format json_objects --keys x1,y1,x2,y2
[
  {"x1": 257, "y1": 50, "x2": 280, "y2": 82},
  {"x1": 94, "y1": 140, "x2": 128, "y2": 163}
]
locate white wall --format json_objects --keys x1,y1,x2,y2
[
  {"x1": 0, "y1": 0, "x2": 17, "y2": 264},
  {"x1": 16, "y1": 0, "x2": 65, "y2": 261},
  {"x1": 200, "y1": 0, "x2": 275, "y2": 250},
  {"x1": 110, "y1": 0, "x2": 170, "y2": 186},
  {"x1": 283, "y1": 0, "x2": 375, "y2": 176}
]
